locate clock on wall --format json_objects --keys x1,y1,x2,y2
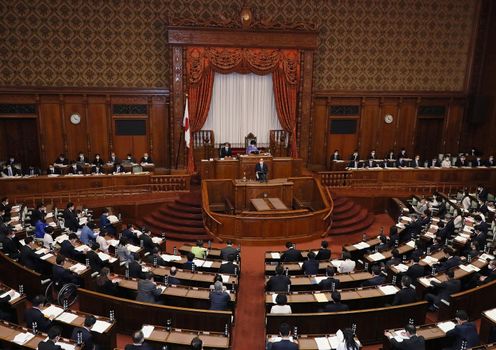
[
  {"x1": 384, "y1": 114, "x2": 394, "y2": 124},
  {"x1": 70, "y1": 113, "x2": 81, "y2": 125}
]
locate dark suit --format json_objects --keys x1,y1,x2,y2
[
  {"x1": 390, "y1": 335, "x2": 425, "y2": 350},
  {"x1": 323, "y1": 302, "x2": 349, "y2": 312},
  {"x1": 46, "y1": 167, "x2": 60, "y2": 175},
  {"x1": 2, "y1": 166, "x2": 21, "y2": 176},
  {"x1": 60, "y1": 240, "x2": 84, "y2": 261},
  {"x1": 140, "y1": 157, "x2": 153, "y2": 164},
  {"x1": 281, "y1": 248, "x2": 303, "y2": 262},
  {"x1": 437, "y1": 256, "x2": 461, "y2": 272},
  {"x1": 220, "y1": 246, "x2": 238, "y2": 260},
  {"x1": 267, "y1": 275, "x2": 291, "y2": 292},
  {"x1": 71, "y1": 327, "x2": 95, "y2": 350},
  {"x1": 2, "y1": 237, "x2": 20, "y2": 259},
  {"x1": 445, "y1": 322, "x2": 480, "y2": 350},
  {"x1": 52, "y1": 264, "x2": 78, "y2": 285},
  {"x1": 140, "y1": 234, "x2": 155, "y2": 254},
  {"x1": 474, "y1": 221, "x2": 489, "y2": 235},
  {"x1": 255, "y1": 162, "x2": 268, "y2": 181},
  {"x1": 406, "y1": 263, "x2": 425, "y2": 280},
  {"x1": 37, "y1": 340, "x2": 63, "y2": 350},
  {"x1": 318, "y1": 277, "x2": 340, "y2": 291},
  {"x1": 427, "y1": 279, "x2": 461, "y2": 306},
  {"x1": 128, "y1": 260, "x2": 144, "y2": 279},
  {"x1": 270, "y1": 339, "x2": 298, "y2": 350},
  {"x1": 136, "y1": 279, "x2": 162, "y2": 304},
  {"x1": 91, "y1": 165, "x2": 104, "y2": 174},
  {"x1": 87, "y1": 250, "x2": 105, "y2": 272},
  {"x1": 30, "y1": 209, "x2": 45, "y2": 226},
  {"x1": 302, "y1": 259, "x2": 319, "y2": 275},
  {"x1": 93, "y1": 158, "x2": 105, "y2": 166},
  {"x1": 67, "y1": 164, "x2": 83, "y2": 174},
  {"x1": 96, "y1": 279, "x2": 119, "y2": 296},
  {"x1": 54, "y1": 157, "x2": 68, "y2": 165},
  {"x1": 99, "y1": 214, "x2": 116, "y2": 235},
  {"x1": 25, "y1": 307, "x2": 51, "y2": 332},
  {"x1": 113, "y1": 164, "x2": 124, "y2": 173},
  {"x1": 219, "y1": 261, "x2": 237, "y2": 274},
  {"x1": 63, "y1": 208, "x2": 79, "y2": 232},
  {"x1": 209, "y1": 290, "x2": 230, "y2": 310},
  {"x1": 219, "y1": 146, "x2": 232, "y2": 158},
  {"x1": 392, "y1": 287, "x2": 417, "y2": 305},
  {"x1": 362, "y1": 274, "x2": 386, "y2": 287},
  {"x1": 315, "y1": 248, "x2": 331, "y2": 260},
  {"x1": 20, "y1": 245, "x2": 39, "y2": 270},
  {"x1": 24, "y1": 167, "x2": 41, "y2": 176},
  {"x1": 144, "y1": 254, "x2": 166, "y2": 267},
  {"x1": 477, "y1": 188, "x2": 489, "y2": 202}
]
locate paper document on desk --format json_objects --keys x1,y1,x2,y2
[
  {"x1": 40, "y1": 253, "x2": 54, "y2": 260},
  {"x1": 141, "y1": 325, "x2": 154, "y2": 338},
  {"x1": 43, "y1": 305, "x2": 64, "y2": 319},
  {"x1": 35, "y1": 248, "x2": 49, "y2": 255},
  {"x1": 91, "y1": 320, "x2": 112, "y2": 333},
  {"x1": 406, "y1": 240, "x2": 416, "y2": 248},
  {"x1": 419, "y1": 277, "x2": 440, "y2": 287},
  {"x1": 271, "y1": 252, "x2": 281, "y2": 259},
  {"x1": 367, "y1": 252, "x2": 385, "y2": 261},
  {"x1": 126, "y1": 244, "x2": 140, "y2": 253},
  {"x1": 193, "y1": 259, "x2": 205, "y2": 267},
  {"x1": 107, "y1": 215, "x2": 118, "y2": 224},
  {"x1": 353, "y1": 242, "x2": 370, "y2": 250},
  {"x1": 56, "y1": 312, "x2": 78, "y2": 323},
  {"x1": 161, "y1": 254, "x2": 182, "y2": 262},
  {"x1": 454, "y1": 236, "x2": 468, "y2": 243},
  {"x1": 479, "y1": 253, "x2": 495, "y2": 261},
  {"x1": 151, "y1": 237, "x2": 162, "y2": 244},
  {"x1": 313, "y1": 276, "x2": 327, "y2": 284},
  {"x1": 1, "y1": 290, "x2": 21, "y2": 302},
  {"x1": 401, "y1": 216, "x2": 412, "y2": 222},
  {"x1": 203, "y1": 261, "x2": 213, "y2": 268},
  {"x1": 70, "y1": 263, "x2": 87, "y2": 273},
  {"x1": 421, "y1": 256, "x2": 438, "y2": 266},
  {"x1": 315, "y1": 337, "x2": 331, "y2": 350},
  {"x1": 220, "y1": 274, "x2": 230, "y2": 283},
  {"x1": 394, "y1": 264, "x2": 409, "y2": 273},
  {"x1": 484, "y1": 309, "x2": 496, "y2": 322},
  {"x1": 55, "y1": 234, "x2": 69, "y2": 243},
  {"x1": 12, "y1": 332, "x2": 35, "y2": 345},
  {"x1": 379, "y1": 285, "x2": 398, "y2": 295},
  {"x1": 437, "y1": 321, "x2": 456, "y2": 333},
  {"x1": 107, "y1": 239, "x2": 119, "y2": 247},
  {"x1": 97, "y1": 252, "x2": 117, "y2": 263},
  {"x1": 55, "y1": 342, "x2": 75, "y2": 350},
  {"x1": 75, "y1": 244, "x2": 89, "y2": 252},
  {"x1": 314, "y1": 293, "x2": 328, "y2": 303}
]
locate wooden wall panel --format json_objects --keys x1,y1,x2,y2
[
  {"x1": 309, "y1": 98, "x2": 327, "y2": 168},
  {"x1": 358, "y1": 98, "x2": 380, "y2": 157},
  {"x1": 443, "y1": 100, "x2": 465, "y2": 153},
  {"x1": 149, "y1": 97, "x2": 169, "y2": 168},
  {"x1": 87, "y1": 101, "x2": 109, "y2": 159},
  {"x1": 396, "y1": 99, "x2": 418, "y2": 155},
  {"x1": 375, "y1": 100, "x2": 398, "y2": 157},
  {"x1": 38, "y1": 101, "x2": 64, "y2": 166},
  {"x1": 64, "y1": 99, "x2": 88, "y2": 159}
]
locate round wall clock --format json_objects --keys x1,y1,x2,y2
[
  {"x1": 70, "y1": 113, "x2": 81, "y2": 125},
  {"x1": 384, "y1": 114, "x2": 394, "y2": 124}
]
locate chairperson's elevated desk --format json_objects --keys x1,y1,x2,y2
[{"x1": 202, "y1": 176, "x2": 332, "y2": 243}]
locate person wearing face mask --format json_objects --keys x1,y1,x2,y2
[
  {"x1": 124, "y1": 153, "x2": 136, "y2": 164},
  {"x1": 54, "y1": 153, "x2": 68, "y2": 166},
  {"x1": 93, "y1": 153, "x2": 105, "y2": 166},
  {"x1": 220, "y1": 142, "x2": 232, "y2": 158},
  {"x1": 255, "y1": 158, "x2": 268, "y2": 182},
  {"x1": 24, "y1": 165, "x2": 40, "y2": 176},
  {"x1": 331, "y1": 149, "x2": 341, "y2": 161},
  {"x1": 486, "y1": 155, "x2": 495, "y2": 167},
  {"x1": 30, "y1": 203, "x2": 46, "y2": 226},
  {"x1": 76, "y1": 151, "x2": 88, "y2": 164},
  {"x1": 46, "y1": 163, "x2": 60, "y2": 175},
  {"x1": 6, "y1": 156, "x2": 16, "y2": 166},
  {"x1": 412, "y1": 154, "x2": 422, "y2": 168},
  {"x1": 108, "y1": 152, "x2": 120, "y2": 164},
  {"x1": 68, "y1": 161, "x2": 83, "y2": 175},
  {"x1": 140, "y1": 152, "x2": 153, "y2": 164},
  {"x1": 1, "y1": 164, "x2": 21, "y2": 177},
  {"x1": 0, "y1": 197, "x2": 11, "y2": 222}
]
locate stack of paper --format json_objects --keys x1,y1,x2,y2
[
  {"x1": 379, "y1": 285, "x2": 399, "y2": 295},
  {"x1": 69, "y1": 263, "x2": 87, "y2": 273},
  {"x1": 55, "y1": 342, "x2": 76, "y2": 350},
  {"x1": 56, "y1": 312, "x2": 79, "y2": 323},
  {"x1": 367, "y1": 252, "x2": 386, "y2": 261},
  {"x1": 48, "y1": 222, "x2": 57, "y2": 227},
  {"x1": 437, "y1": 321, "x2": 456, "y2": 333},
  {"x1": 353, "y1": 242, "x2": 370, "y2": 250},
  {"x1": 271, "y1": 252, "x2": 281, "y2": 259},
  {"x1": 421, "y1": 256, "x2": 438, "y2": 266},
  {"x1": 107, "y1": 239, "x2": 119, "y2": 247},
  {"x1": 419, "y1": 277, "x2": 440, "y2": 287},
  {"x1": 97, "y1": 252, "x2": 117, "y2": 263},
  {"x1": 126, "y1": 244, "x2": 140, "y2": 253},
  {"x1": 42, "y1": 305, "x2": 64, "y2": 319},
  {"x1": 55, "y1": 234, "x2": 69, "y2": 243},
  {"x1": 40, "y1": 253, "x2": 54, "y2": 260},
  {"x1": 479, "y1": 253, "x2": 495, "y2": 261},
  {"x1": 75, "y1": 245, "x2": 89, "y2": 252},
  {"x1": 327, "y1": 335, "x2": 340, "y2": 349},
  {"x1": 454, "y1": 236, "x2": 468, "y2": 243},
  {"x1": 484, "y1": 308, "x2": 496, "y2": 322},
  {"x1": 151, "y1": 237, "x2": 162, "y2": 244},
  {"x1": 142, "y1": 325, "x2": 155, "y2": 338},
  {"x1": 35, "y1": 248, "x2": 49, "y2": 255},
  {"x1": 406, "y1": 240, "x2": 416, "y2": 248},
  {"x1": 220, "y1": 274, "x2": 230, "y2": 283},
  {"x1": 394, "y1": 264, "x2": 409, "y2": 273},
  {"x1": 401, "y1": 216, "x2": 412, "y2": 222},
  {"x1": 314, "y1": 293, "x2": 328, "y2": 303},
  {"x1": 107, "y1": 215, "x2": 119, "y2": 224},
  {"x1": 424, "y1": 232, "x2": 436, "y2": 239},
  {"x1": 314, "y1": 337, "x2": 331, "y2": 350},
  {"x1": 12, "y1": 332, "x2": 35, "y2": 345},
  {"x1": 313, "y1": 276, "x2": 327, "y2": 284},
  {"x1": 203, "y1": 261, "x2": 213, "y2": 268},
  {"x1": 161, "y1": 254, "x2": 182, "y2": 262},
  {"x1": 91, "y1": 320, "x2": 112, "y2": 333},
  {"x1": 79, "y1": 217, "x2": 88, "y2": 225}
]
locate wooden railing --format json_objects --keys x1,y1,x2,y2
[
  {"x1": 319, "y1": 171, "x2": 353, "y2": 187},
  {"x1": 150, "y1": 174, "x2": 191, "y2": 191},
  {"x1": 201, "y1": 182, "x2": 222, "y2": 238}
]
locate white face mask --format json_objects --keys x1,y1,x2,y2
[{"x1": 96, "y1": 156, "x2": 100, "y2": 159}]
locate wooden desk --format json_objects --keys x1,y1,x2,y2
[
  {"x1": 0, "y1": 321, "x2": 80, "y2": 349},
  {"x1": 0, "y1": 283, "x2": 27, "y2": 324},
  {"x1": 144, "y1": 325, "x2": 230, "y2": 349},
  {"x1": 382, "y1": 320, "x2": 456, "y2": 350},
  {"x1": 480, "y1": 308, "x2": 496, "y2": 345},
  {"x1": 265, "y1": 271, "x2": 373, "y2": 291},
  {"x1": 250, "y1": 198, "x2": 272, "y2": 211},
  {"x1": 266, "y1": 333, "x2": 361, "y2": 350},
  {"x1": 0, "y1": 253, "x2": 44, "y2": 298}
]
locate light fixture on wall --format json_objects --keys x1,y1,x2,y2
[{"x1": 240, "y1": 5, "x2": 253, "y2": 29}]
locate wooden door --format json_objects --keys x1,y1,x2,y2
[{"x1": 414, "y1": 117, "x2": 444, "y2": 160}]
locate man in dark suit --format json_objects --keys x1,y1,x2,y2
[
  {"x1": 318, "y1": 266, "x2": 340, "y2": 291},
  {"x1": 2, "y1": 164, "x2": 21, "y2": 177},
  {"x1": 255, "y1": 158, "x2": 268, "y2": 182},
  {"x1": 486, "y1": 155, "x2": 495, "y2": 167},
  {"x1": 24, "y1": 165, "x2": 41, "y2": 176},
  {"x1": 479, "y1": 260, "x2": 496, "y2": 285},
  {"x1": 429, "y1": 158, "x2": 441, "y2": 168},
  {"x1": 220, "y1": 240, "x2": 238, "y2": 260},
  {"x1": 219, "y1": 254, "x2": 238, "y2": 274},
  {"x1": 53, "y1": 255, "x2": 79, "y2": 286},
  {"x1": 60, "y1": 233, "x2": 84, "y2": 261},
  {"x1": 128, "y1": 259, "x2": 145, "y2": 279},
  {"x1": 406, "y1": 256, "x2": 425, "y2": 280},
  {"x1": 0, "y1": 197, "x2": 11, "y2": 221},
  {"x1": 392, "y1": 276, "x2": 417, "y2": 305},
  {"x1": 93, "y1": 154, "x2": 105, "y2": 166},
  {"x1": 139, "y1": 229, "x2": 156, "y2": 254},
  {"x1": 136, "y1": 272, "x2": 162, "y2": 304},
  {"x1": 113, "y1": 162, "x2": 125, "y2": 174},
  {"x1": 362, "y1": 265, "x2": 386, "y2": 287},
  {"x1": 30, "y1": 202, "x2": 46, "y2": 226},
  {"x1": 67, "y1": 161, "x2": 83, "y2": 174},
  {"x1": 76, "y1": 152, "x2": 89, "y2": 164},
  {"x1": 99, "y1": 208, "x2": 116, "y2": 236},
  {"x1": 348, "y1": 150, "x2": 360, "y2": 168},
  {"x1": 281, "y1": 242, "x2": 303, "y2": 262},
  {"x1": 121, "y1": 224, "x2": 140, "y2": 246},
  {"x1": 91, "y1": 164, "x2": 104, "y2": 174},
  {"x1": 54, "y1": 154, "x2": 68, "y2": 166},
  {"x1": 436, "y1": 247, "x2": 461, "y2": 272},
  {"x1": 476, "y1": 185, "x2": 489, "y2": 202},
  {"x1": 425, "y1": 270, "x2": 461, "y2": 311},
  {"x1": 46, "y1": 164, "x2": 60, "y2": 175},
  {"x1": 182, "y1": 253, "x2": 195, "y2": 271},
  {"x1": 38, "y1": 326, "x2": 64, "y2": 350},
  {"x1": 443, "y1": 310, "x2": 480, "y2": 350},
  {"x1": 140, "y1": 152, "x2": 153, "y2": 164},
  {"x1": 474, "y1": 215, "x2": 489, "y2": 235},
  {"x1": 71, "y1": 315, "x2": 96, "y2": 350},
  {"x1": 2, "y1": 230, "x2": 20, "y2": 260},
  {"x1": 323, "y1": 290, "x2": 349, "y2": 312},
  {"x1": 145, "y1": 247, "x2": 167, "y2": 267},
  {"x1": 386, "y1": 324, "x2": 425, "y2": 350},
  {"x1": 109, "y1": 152, "x2": 120, "y2": 165},
  {"x1": 25, "y1": 295, "x2": 52, "y2": 332},
  {"x1": 315, "y1": 240, "x2": 331, "y2": 260},
  {"x1": 412, "y1": 155, "x2": 422, "y2": 168},
  {"x1": 455, "y1": 155, "x2": 469, "y2": 167},
  {"x1": 20, "y1": 236, "x2": 40, "y2": 270},
  {"x1": 167, "y1": 266, "x2": 181, "y2": 286},
  {"x1": 63, "y1": 202, "x2": 79, "y2": 232},
  {"x1": 266, "y1": 264, "x2": 291, "y2": 292},
  {"x1": 386, "y1": 249, "x2": 402, "y2": 268},
  {"x1": 219, "y1": 142, "x2": 233, "y2": 158},
  {"x1": 124, "y1": 330, "x2": 153, "y2": 350},
  {"x1": 270, "y1": 323, "x2": 298, "y2": 350},
  {"x1": 301, "y1": 251, "x2": 319, "y2": 275},
  {"x1": 331, "y1": 149, "x2": 340, "y2": 161},
  {"x1": 86, "y1": 243, "x2": 105, "y2": 273}
]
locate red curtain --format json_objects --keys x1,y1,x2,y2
[{"x1": 186, "y1": 47, "x2": 300, "y2": 174}]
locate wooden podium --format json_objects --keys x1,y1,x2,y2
[{"x1": 202, "y1": 177, "x2": 332, "y2": 244}]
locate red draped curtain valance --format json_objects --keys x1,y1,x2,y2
[{"x1": 186, "y1": 47, "x2": 300, "y2": 174}]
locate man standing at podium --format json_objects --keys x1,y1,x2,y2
[{"x1": 255, "y1": 158, "x2": 268, "y2": 182}]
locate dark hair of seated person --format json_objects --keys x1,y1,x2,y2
[
  {"x1": 32, "y1": 295, "x2": 46, "y2": 307},
  {"x1": 191, "y1": 336, "x2": 203, "y2": 350},
  {"x1": 331, "y1": 291, "x2": 342, "y2": 302},
  {"x1": 275, "y1": 264, "x2": 284, "y2": 275},
  {"x1": 47, "y1": 326, "x2": 62, "y2": 340},
  {"x1": 278, "y1": 322, "x2": 291, "y2": 337},
  {"x1": 307, "y1": 251, "x2": 316, "y2": 260},
  {"x1": 321, "y1": 240, "x2": 328, "y2": 248},
  {"x1": 285, "y1": 241, "x2": 293, "y2": 249},
  {"x1": 326, "y1": 266, "x2": 335, "y2": 277},
  {"x1": 187, "y1": 252, "x2": 194, "y2": 262},
  {"x1": 84, "y1": 315, "x2": 96, "y2": 327},
  {"x1": 96, "y1": 267, "x2": 111, "y2": 286},
  {"x1": 275, "y1": 293, "x2": 288, "y2": 306}
]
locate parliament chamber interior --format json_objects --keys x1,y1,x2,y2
[{"x1": 1, "y1": 1, "x2": 496, "y2": 349}]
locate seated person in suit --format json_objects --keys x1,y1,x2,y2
[
  {"x1": 486, "y1": 155, "x2": 495, "y2": 167},
  {"x1": 479, "y1": 259, "x2": 496, "y2": 285},
  {"x1": 24, "y1": 165, "x2": 41, "y2": 176},
  {"x1": 38, "y1": 326, "x2": 64, "y2": 350},
  {"x1": 0, "y1": 197, "x2": 10, "y2": 221},
  {"x1": 406, "y1": 256, "x2": 425, "y2": 280},
  {"x1": 348, "y1": 150, "x2": 360, "y2": 168},
  {"x1": 319, "y1": 266, "x2": 340, "y2": 291},
  {"x1": 68, "y1": 161, "x2": 83, "y2": 174},
  {"x1": 145, "y1": 247, "x2": 166, "y2": 266},
  {"x1": 5, "y1": 156, "x2": 16, "y2": 167},
  {"x1": 91, "y1": 163, "x2": 104, "y2": 174},
  {"x1": 25, "y1": 295, "x2": 52, "y2": 332},
  {"x1": 113, "y1": 162, "x2": 125, "y2": 174},
  {"x1": 443, "y1": 310, "x2": 480, "y2": 350},
  {"x1": 53, "y1": 255, "x2": 79, "y2": 286},
  {"x1": 315, "y1": 240, "x2": 331, "y2": 260},
  {"x1": 270, "y1": 294, "x2": 292, "y2": 314},
  {"x1": 425, "y1": 269, "x2": 461, "y2": 311},
  {"x1": 121, "y1": 224, "x2": 140, "y2": 245},
  {"x1": 167, "y1": 266, "x2": 181, "y2": 285},
  {"x1": 0, "y1": 290, "x2": 16, "y2": 322},
  {"x1": 385, "y1": 324, "x2": 425, "y2": 350},
  {"x1": 124, "y1": 153, "x2": 136, "y2": 164},
  {"x1": 86, "y1": 242, "x2": 105, "y2": 273},
  {"x1": 255, "y1": 158, "x2": 268, "y2": 182},
  {"x1": 302, "y1": 251, "x2": 319, "y2": 275},
  {"x1": 139, "y1": 228, "x2": 156, "y2": 254},
  {"x1": 412, "y1": 155, "x2": 423, "y2": 168},
  {"x1": 99, "y1": 208, "x2": 116, "y2": 236},
  {"x1": 136, "y1": 272, "x2": 162, "y2": 304},
  {"x1": 76, "y1": 152, "x2": 88, "y2": 164},
  {"x1": 191, "y1": 240, "x2": 208, "y2": 259},
  {"x1": 455, "y1": 155, "x2": 469, "y2": 167},
  {"x1": 183, "y1": 253, "x2": 195, "y2": 270},
  {"x1": 93, "y1": 153, "x2": 105, "y2": 166},
  {"x1": 140, "y1": 152, "x2": 153, "y2": 164},
  {"x1": 323, "y1": 290, "x2": 349, "y2": 312},
  {"x1": 96, "y1": 267, "x2": 119, "y2": 296},
  {"x1": 246, "y1": 140, "x2": 259, "y2": 154},
  {"x1": 337, "y1": 251, "x2": 356, "y2": 273},
  {"x1": 2, "y1": 164, "x2": 21, "y2": 177},
  {"x1": 362, "y1": 265, "x2": 385, "y2": 287},
  {"x1": 219, "y1": 142, "x2": 233, "y2": 158},
  {"x1": 209, "y1": 281, "x2": 231, "y2": 310},
  {"x1": 368, "y1": 150, "x2": 377, "y2": 160},
  {"x1": 20, "y1": 236, "x2": 40, "y2": 270},
  {"x1": 376, "y1": 234, "x2": 389, "y2": 252},
  {"x1": 435, "y1": 247, "x2": 462, "y2": 273},
  {"x1": 220, "y1": 240, "x2": 238, "y2": 260},
  {"x1": 71, "y1": 315, "x2": 96, "y2": 350},
  {"x1": 125, "y1": 330, "x2": 153, "y2": 350},
  {"x1": 2, "y1": 230, "x2": 20, "y2": 260},
  {"x1": 331, "y1": 149, "x2": 341, "y2": 161},
  {"x1": 281, "y1": 241, "x2": 303, "y2": 262},
  {"x1": 47, "y1": 163, "x2": 60, "y2": 175},
  {"x1": 269, "y1": 323, "x2": 298, "y2": 350},
  {"x1": 219, "y1": 253, "x2": 238, "y2": 274},
  {"x1": 266, "y1": 264, "x2": 291, "y2": 292},
  {"x1": 60, "y1": 233, "x2": 85, "y2": 261},
  {"x1": 386, "y1": 249, "x2": 402, "y2": 267},
  {"x1": 108, "y1": 152, "x2": 120, "y2": 164},
  {"x1": 54, "y1": 154, "x2": 68, "y2": 166},
  {"x1": 392, "y1": 276, "x2": 417, "y2": 305},
  {"x1": 80, "y1": 222, "x2": 98, "y2": 245},
  {"x1": 428, "y1": 157, "x2": 441, "y2": 168}
]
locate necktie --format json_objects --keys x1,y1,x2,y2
[{"x1": 8, "y1": 168, "x2": 12, "y2": 176}]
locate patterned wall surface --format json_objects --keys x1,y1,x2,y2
[{"x1": 0, "y1": 0, "x2": 478, "y2": 91}]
